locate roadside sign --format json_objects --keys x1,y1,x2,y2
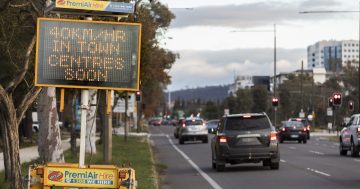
[
  {"x1": 35, "y1": 18, "x2": 141, "y2": 91},
  {"x1": 224, "y1": 109, "x2": 229, "y2": 115},
  {"x1": 55, "y1": 0, "x2": 135, "y2": 14},
  {"x1": 113, "y1": 94, "x2": 135, "y2": 113},
  {"x1": 299, "y1": 109, "x2": 305, "y2": 118},
  {"x1": 328, "y1": 123, "x2": 332, "y2": 130},
  {"x1": 327, "y1": 107, "x2": 333, "y2": 116}
]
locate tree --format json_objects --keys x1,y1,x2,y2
[
  {"x1": 251, "y1": 86, "x2": 268, "y2": 112},
  {"x1": 203, "y1": 101, "x2": 219, "y2": 119},
  {"x1": 37, "y1": 88, "x2": 64, "y2": 163},
  {"x1": 136, "y1": 1, "x2": 177, "y2": 117},
  {"x1": 0, "y1": 1, "x2": 46, "y2": 188},
  {"x1": 235, "y1": 89, "x2": 253, "y2": 113}
]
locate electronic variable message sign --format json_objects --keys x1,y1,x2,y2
[{"x1": 35, "y1": 18, "x2": 141, "y2": 90}]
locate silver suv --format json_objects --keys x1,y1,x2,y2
[
  {"x1": 339, "y1": 114, "x2": 360, "y2": 157},
  {"x1": 178, "y1": 117, "x2": 208, "y2": 144},
  {"x1": 211, "y1": 113, "x2": 279, "y2": 171}
]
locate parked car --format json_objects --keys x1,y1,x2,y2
[
  {"x1": 278, "y1": 121, "x2": 307, "y2": 144},
  {"x1": 149, "y1": 118, "x2": 163, "y2": 126},
  {"x1": 339, "y1": 114, "x2": 360, "y2": 157},
  {"x1": 288, "y1": 118, "x2": 311, "y2": 139},
  {"x1": 177, "y1": 117, "x2": 208, "y2": 144},
  {"x1": 206, "y1": 119, "x2": 220, "y2": 133},
  {"x1": 211, "y1": 113, "x2": 279, "y2": 172}
]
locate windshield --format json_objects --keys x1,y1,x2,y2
[{"x1": 185, "y1": 119, "x2": 203, "y2": 126}]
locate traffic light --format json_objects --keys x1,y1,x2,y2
[
  {"x1": 272, "y1": 97, "x2": 279, "y2": 107},
  {"x1": 349, "y1": 100, "x2": 354, "y2": 111},
  {"x1": 328, "y1": 97, "x2": 333, "y2": 107},
  {"x1": 135, "y1": 91, "x2": 141, "y2": 102},
  {"x1": 333, "y1": 93, "x2": 342, "y2": 106}
]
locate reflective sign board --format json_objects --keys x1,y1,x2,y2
[{"x1": 35, "y1": 18, "x2": 141, "y2": 90}]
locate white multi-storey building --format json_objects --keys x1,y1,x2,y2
[{"x1": 307, "y1": 40, "x2": 359, "y2": 71}]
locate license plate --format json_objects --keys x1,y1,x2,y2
[
  {"x1": 242, "y1": 138, "x2": 257, "y2": 142},
  {"x1": 291, "y1": 135, "x2": 298, "y2": 138}
]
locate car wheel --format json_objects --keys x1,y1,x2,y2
[
  {"x1": 279, "y1": 139, "x2": 284, "y2": 143},
  {"x1": 211, "y1": 154, "x2": 216, "y2": 169},
  {"x1": 179, "y1": 138, "x2": 184, "y2": 145},
  {"x1": 339, "y1": 140, "x2": 347, "y2": 156},
  {"x1": 215, "y1": 160, "x2": 225, "y2": 172},
  {"x1": 303, "y1": 139, "x2": 307, "y2": 144},
  {"x1": 298, "y1": 140, "x2": 301, "y2": 143},
  {"x1": 270, "y1": 161, "x2": 279, "y2": 170},
  {"x1": 350, "y1": 139, "x2": 359, "y2": 157}
]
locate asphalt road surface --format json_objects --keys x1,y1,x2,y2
[{"x1": 149, "y1": 125, "x2": 360, "y2": 189}]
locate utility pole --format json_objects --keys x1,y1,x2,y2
[{"x1": 301, "y1": 60, "x2": 304, "y2": 111}]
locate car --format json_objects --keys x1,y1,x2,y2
[
  {"x1": 288, "y1": 118, "x2": 311, "y2": 139},
  {"x1": 211, "y1": 113, "x2": 279, "y2": 172},
  {"x1": 278, "y1": 121, "x2": 307, "y2": 144},
  {"x1": 173, "y1": 118, "x2": 184, "y2": 138},
  {"x1": 339, "y1": 114, "x2": 360, "y2": 157},
  {"x1": 177, "y1": 117, "x2": 208, "y2": 144},
  {"x1": 149, "y1": 118, "x2": 163, "y2": 126},
  {"x1": 206, "y1": 119, "x2": 220, "y2": 133}
]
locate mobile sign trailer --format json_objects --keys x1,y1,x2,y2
[
  {"x1": 33, "y1": 17, "x2": 141, "y2": 188},
  {"x1": 28, "y1": 163, "x2": 136, "y2": 189}
]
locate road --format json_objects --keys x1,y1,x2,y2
[{"x1": 149, "y1": 125, "x2": 360, "y2": 189}]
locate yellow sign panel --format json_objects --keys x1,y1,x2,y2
[{"x1": 44, "y1": 167, "x2": 118, "y2": 188}]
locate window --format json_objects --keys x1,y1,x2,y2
[
  {"x1": 312, "y1": 58, "x2": 315, "y2": 62},
  {"x1": 312, "y1": 53, "x2": 315, "y2": 56},
  {"x1": 344, "y1": 49, "x2": 347, "y2": 52},
  {"x1": 225, "y1": 116, "x2": 270, "y2": 131}
]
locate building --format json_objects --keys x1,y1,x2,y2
[
  {"x1": 228, "y1": 75, "x2": 270, "y2": 96},
  {"x1": 307, "y1": 40, "x2": 359, "y2": 71}
]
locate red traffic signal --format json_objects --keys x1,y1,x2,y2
[
  {"x1": 272, "y1": 97, "x2": 279, "y2": 107},
  {"x1": 135, "y1": 91, "x2": 141, "y2": 102},
  {"x1": 349, "y1": 100, "x2": 354, "y2": 111},
  {"x1": 333, "y1": 93, "x2": 342, "y2": 106}
]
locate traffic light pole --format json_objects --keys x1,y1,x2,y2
[{"x1": 274, "y1": 107, "x2": 277, "y2": 127}]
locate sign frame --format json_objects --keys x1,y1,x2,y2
[{"x1": 35, "y1": 17, "x2": 142, "y2": 91}]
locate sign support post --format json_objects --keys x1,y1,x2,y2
[{"x1": 79, "y1": 89, "x2": 89, "y2": 167}]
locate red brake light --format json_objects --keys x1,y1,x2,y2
[
  {"x1": 270, "y1": 132, "x2": 277, "y2": 141},
  {"x1": 357, "y1": 127, "x2": 360, "y2": 133},
  {"x1": 303, "y1": 128, "x2": 307, "y2": 132},
  {"x1": 182, "y1": 123, "x2": 186, "y2": 128},
  {"x1": 218, "y1": 136, "x2": 227, "y2": 143},
  {"x1": 282, "y1": 128, "x2": 286, "y2": 132}
]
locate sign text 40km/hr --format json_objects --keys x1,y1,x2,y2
[{"x1": 35, "y1": 18, "x2": 141, "y2": 91}]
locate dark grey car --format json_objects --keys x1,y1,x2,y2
[{"x1": 211, "y1": 113, "x2": 280, "y2": 172}]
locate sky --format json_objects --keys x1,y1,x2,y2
[{"x1": 158, "y1": 0, "x2": 359, "y2": 91}]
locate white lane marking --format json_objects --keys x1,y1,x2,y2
[
  {"x1": 149, "y1": 133, "x2": 166, "y2": 137},
  {"x1": 166, "y1": 135, "x2": 223, "y2": 189},
  {"x1": 307, "y1": 168, "x2": 331, "y2": 177},
  {"x1": 289, "y1": 146, "x2": 296, "y2": 150},
  {"x1": 280, "y1": 159, "x2": 286, "y2": 163},
  {"x1": 309, "y1": 150, "x2": 325, "y2": 155},
  {"x1": 354, "y1": 159, "x2": 360, "y2": 163}
]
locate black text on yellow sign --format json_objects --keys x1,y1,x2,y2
[{"x1": 35, "y1": 18, "x2": 141, "y2": 91}]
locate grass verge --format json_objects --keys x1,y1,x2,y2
[{"x1": 0, "y1": 135, "x2": 157, "y2": 189}]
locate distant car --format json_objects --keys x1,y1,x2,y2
[
  {"x1": 149, "y1": 118, "x2": 162, "y2": 126},
  {"x1": 288, "y1": 118, "x2": 311, "y2": 139},
  {"x1": 206, "y1": 119, "x2": 219, "y2": 133},
  {"x1": 177, "y1": 117, "x2": 208, "y2": 144},
  {"x1": 278, "y1": 121, "x2": 307, "y2": 144},
  {"x1": 211, "y1": 113, "x2": 279, "y2": 172},
  {"x1": 173, "y1": 119, "x2": 184, "y2": 138},
  {"x1": 339, "y1": 114, "x2": 360, "y2": 157}
]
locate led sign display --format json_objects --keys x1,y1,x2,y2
[{"x1": 35, "y1": 18, "x2": 141, "y2": 90}]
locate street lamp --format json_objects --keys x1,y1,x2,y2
[
  {"x1": 231, "y1": 25, "x2": 277, "y2": 125},
  {"x1": 299, "y1": 2, "x2": 360, "y2": 113}
]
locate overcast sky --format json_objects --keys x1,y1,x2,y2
[{"x1": 158, "y1": 0, "x2": 359, "y2": 91}]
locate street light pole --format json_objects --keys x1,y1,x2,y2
[{"x1": 300, "y1": 5, "x2": 360, "y2": 113}]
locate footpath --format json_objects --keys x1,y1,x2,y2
[{"x1": 0, "y1": 128, "x2": 336, "y2": 172}]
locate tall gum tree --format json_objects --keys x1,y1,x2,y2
[{"x1": 0, "y1": 1, "x2": 47, "y2": 188}]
